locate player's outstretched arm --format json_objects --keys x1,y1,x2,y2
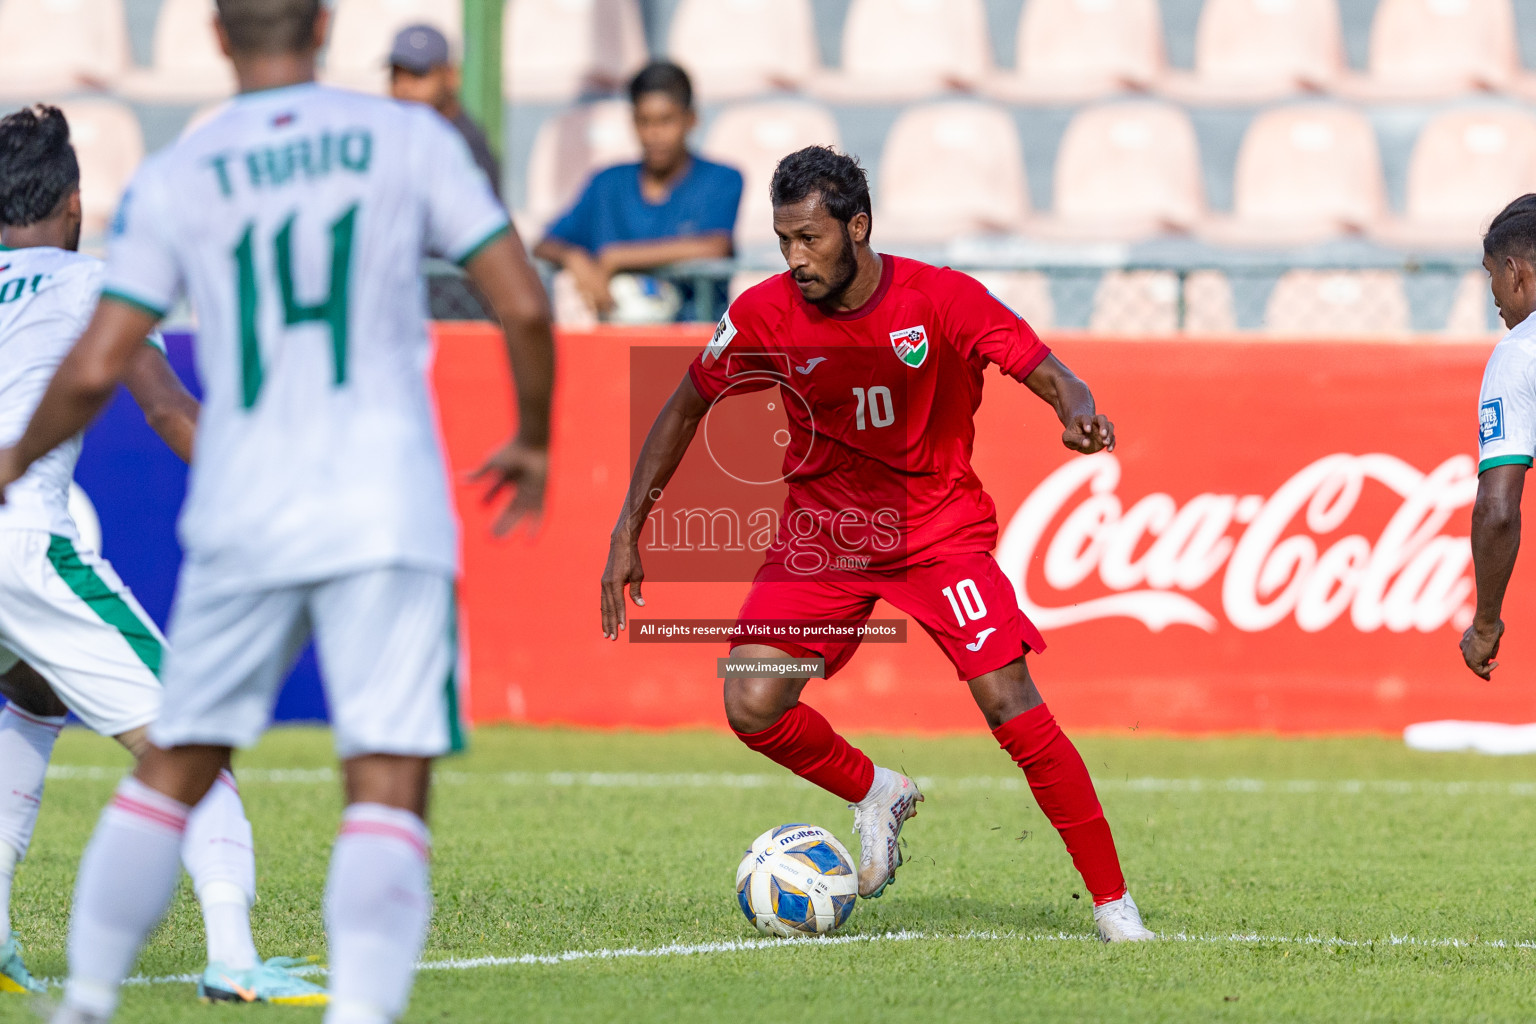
[
  {"x1": 463, "y1": 229, "x2": 556, "y2": 537},
  {"x1": 122, "y1": 343, "x2": 199, "y2": 463},
  {"x1": 1463, "y1": 464, "x2": 1526, "y2": 678},
  {"x1": 1023, "y1": 353, "x2": 1116, "y2": 454},
  {"x1": 0, "y1": 298, "x2": 158, "y2": 501},
  {"x1": 600, "y1": 373, "x2": 711, "y2": 639}
]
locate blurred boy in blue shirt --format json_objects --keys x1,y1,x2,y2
[{"x1": 534, "y1": 61, "x2": 742, "y2": 322}]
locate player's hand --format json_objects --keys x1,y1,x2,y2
[
  {"x1": 568, "y1": 253, "x2": 615, "y2": 316},
  {"x1": 469, "y1": 438, "x2": 547, "y2": 537},
  {"x1": 600, "y1": 534, "x2": 645, "y2": 640},
  {"x1": 1062, "y1": 413, "x2": 1115, "y2": 454},
  {"x1": 1461, "y1": 618, "x2": 1505, "y2": 679},
  {"x1": 0, "y1": 446, "x2": 24, "y2": 505}
]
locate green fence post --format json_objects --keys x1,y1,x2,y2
[{"x1": 461, "y1": 0, "x2": 504, "y2": 160}]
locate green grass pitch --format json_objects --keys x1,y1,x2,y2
[{"x1": 5, "y1": 725, "x2": 1536, "y2": 1022}]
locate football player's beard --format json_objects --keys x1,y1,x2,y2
[{"x1": 815, "y1": 224, "x2": 861, "y2": 306}]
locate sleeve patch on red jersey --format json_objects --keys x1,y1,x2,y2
[{"x1": 703, "y1": 310, "x2": 738, "y2": 366}]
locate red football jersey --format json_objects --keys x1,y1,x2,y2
[{"x1": 687, "y1": 255, "x2": 1050, "y2": 572}]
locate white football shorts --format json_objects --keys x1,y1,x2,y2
[
  {"x1": 0, "y1": 530, "x2": 164, "y2": 736},
  {"x1": 149, "y1": 563, "x2": 465, "y2": 759}
]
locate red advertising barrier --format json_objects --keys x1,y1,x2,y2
[{"x1": 434, "y1": 325, "x2": 1532, "y2": 734}]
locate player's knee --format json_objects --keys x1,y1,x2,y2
[
  {"x1": 723, "y1": 677, "x2": 794, "y2": 735},
  {"x1": 968, "y1": 658, "x2": 1043, "y2": 729},
  {"x1": 0, "y1": 661, "x2": 68, "y2": 718}
]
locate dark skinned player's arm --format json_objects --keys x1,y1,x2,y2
[
  {"x1": 531, "y1": 235, "x2": 587, "y2": 269},
  {"x1": 595, "y1": 234, "x2": 733, "y2": 274},
  {"x1": 122, "y1": 342, "x2": 199, "y2": 463},
  {"x1": 1463, "y1": 463, "x2": 1526, "y2": 677},
  {"x1": 463, "y1": 230, "x2": 555, "y2": 448},
  {"x1": 461, "y1": 229, "x2": 556, "y2": 536},
  {"x1": 1022, "y1": 352, "x2": 1116, "y2": 454},
  {"x1": 0, "y1": 298, "x2": 159, "y2": 493},
  {"x1": 600, "y1": 372, "x2": 711, "y2": 637}
]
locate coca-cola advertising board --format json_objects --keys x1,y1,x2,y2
[{"x1": 438, "y1": 326, "x2": 1531, "y2": 734}]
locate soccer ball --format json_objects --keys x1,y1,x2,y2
[
  {"x1": 606, "y1": 272, "x2": 682, "y2": 324},
  {"x1": 735, "y1": 824, "x2": 858, "y2": 937}
]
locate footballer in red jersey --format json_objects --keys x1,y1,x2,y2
[{"x1": 601, "y1": 147, "x2": 1153, "y2": 941}]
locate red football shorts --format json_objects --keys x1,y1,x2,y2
[{"x1": 728, "y1": 551, "x2": 1046, "y2": 681}]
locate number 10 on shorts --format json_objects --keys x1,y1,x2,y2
[{"x1": 941, "y1": 579, "x2": 987, "y2": 628}]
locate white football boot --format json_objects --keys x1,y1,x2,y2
[
  {"x1": 49, "y1": 1006, "x2": 110, "y2": 1024},
  {"x1": 1092, "y1": 891, "x2": 1156, "y2": 942},
  {"x1": 850, "y1": 766, "x2": 923, "y2": 898}
]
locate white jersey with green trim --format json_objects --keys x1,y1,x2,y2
[
  {"x1": 102, "y1": 83, "x2": 508, "y2": 590},
  {"x1": 0, "y1": 246, "x2": 165, "y2": 538},
  {"x1": 1478, "y1": 312, "x2": 1536, "y2": 474}
]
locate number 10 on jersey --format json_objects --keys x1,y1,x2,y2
[{"x1": 232, "y1": 205, "x2": 358, "y2": 408}]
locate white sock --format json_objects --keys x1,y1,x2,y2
[
  {"x1": 63, "y1": 777, "x2": 190, "y2": 1019},
  {"x1": 0, "y1": 842, "x2": 16, "y2": 948},
  {"x1": 323, "y1": 804, "x2": 432, "y2": 1024},
  {"x1": 0, "y1": 705, "x2": 63, "y2": 947},
  {"x1": 182, "y1": 770, "x2": 259, "y2": 969}
]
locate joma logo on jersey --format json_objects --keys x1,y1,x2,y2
[
  {"x1": 889, "y1": 326, "x2": 929, "y2": 368},
  {"x1": 1481, "y1": 398, "x2": 1506, "y2": 443}
]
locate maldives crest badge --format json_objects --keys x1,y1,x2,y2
[{"x1": 889, "y1": 325, "x2": 928, "y2": 368}]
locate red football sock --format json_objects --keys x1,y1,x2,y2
[
  {"x1": 734, "y1": 702, "x2": 875, "y2": 803},
  {"x1": 993, "y1": 704, "x2": 1127, "y2": 905}
]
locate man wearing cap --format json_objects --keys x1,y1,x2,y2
[{"x1": 388, "y1": 23, "x2": 501, "y2": 199}]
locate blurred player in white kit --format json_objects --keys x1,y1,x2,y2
[
  {"x1": 0, "y1": 103, "x2": 323, "y2": 1006},
  {"x1": 0, "y1": 2, "x2": 556, "y2": 1022}
]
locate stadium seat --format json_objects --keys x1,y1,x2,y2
[
  {"x1": 876, "y1": 102, "x2": 1029, "y2": 244},
  {"x1": 505, "y1": 0, "x2": 648, "y2": 102},
  {"x1": 1374, "y1": 108, "x2": 1536, "y2": 249},
  {"x1": 989, "y1": 0, "x2": 1165, "y2": 102},
  {"x1": 324, "y1": 0, "x2": 462, "y2": 94},
  {"x1": 1183, "y1": 270, "x2": 1238, "y2": 334},
  {"x1": 1089, "y1": 271, "x2": 1181, "y2": 334},
  {"x1": 1446, "y1": 270, "x2": 1498, "y2": 334},
  {"x1": 1038, "y1": 101, "x2": 1204, "y2": 241},
  {"x1": 813, "y1": 0, "x2": 993, "y2": 102},
  {"x1": 969, "y1": 271, "x2": 1055, "y2": 330},
  {"x1": 0, "y1": 0, "x2": 131, "y2": 99},
  {"x1": 667, "y1": 0, "x2": 818, "y2": 102},
  {"x1": 117, "y1": 0, "x2": 235, "y2": 102},
  {"x1": 57, "y1": 99, "x2": 143, "y2": 240},
  {"x1": 522, "y1": 99, "x2": 639, "y2": 235},
  {"x1": 1264, "y1": 270, "x2": 1410, "y2": 335},
  {"x1": 1344, "y1": 0, "x2": 1518, "y2": 99},
  {"x1": 700, "y1": 102, "x2": 842, "y2": 245},
  {"x1": 1203, "y1": 104, "x2": 1385, "y2": 246},
  {"x1": 1163, "y1": 0, "x2": 1345, "y2": 103}
]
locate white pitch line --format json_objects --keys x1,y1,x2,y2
[
  {"x1": 94, "y1": 928, "x2": 1536, "y2": 989},
  {"x1": 42, "y1": 764, "x2": 1536, "y2": 797}
]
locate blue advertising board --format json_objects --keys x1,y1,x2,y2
[{"x1": 73, "y1": 330, "x2": 328, "y2": 723}]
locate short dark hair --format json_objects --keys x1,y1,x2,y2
[
  {"x1": 1485, "y1": 194, "x2": 1536, "y2": 262},
  {"x1": 769, "y1": 146, "x2": 872, "y2": 226},
  {"x1": 628, "y1": 60, "x2": 692, "y2": 110},
  {"x1": 0, "y1": 105, "x2": 79, "y2": 228},
  {"x1": 215, "y1": 0, "x2": 322, "y2": 54}
]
